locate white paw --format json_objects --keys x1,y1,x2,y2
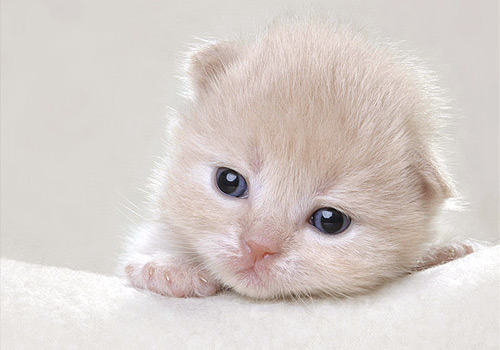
[
  {"x1": 414, "y1": 243, "x2": 474, "y2": 271},
  {"x1": 125, "y1": 259, "x2": 220, "y2": 297}
]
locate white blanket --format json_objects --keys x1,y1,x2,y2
[{"x1": 1, "y1": 246, "x2": 499, "y2": 350}]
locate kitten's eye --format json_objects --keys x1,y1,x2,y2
[
  {"x1": 216, "y1": 167, "x2": 248, "y2": 198},
  {"x1": 310, "y1": 207, "x2": 351, "y2": 235}
]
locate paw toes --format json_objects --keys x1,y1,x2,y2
[
  {"x1": 194, "y1": 274, "x2": 218, "y2": 297},
  {"x1": 125, "y1": 261, "x2": 220, "y2": 298}
]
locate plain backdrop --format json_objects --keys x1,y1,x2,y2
[{"x1": 1, "y1": 0, "x2": 498, "y2": 275}]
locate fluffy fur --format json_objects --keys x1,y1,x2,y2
[{"x1": 121, "y1": 20, "x2": 471, "y2": 299}]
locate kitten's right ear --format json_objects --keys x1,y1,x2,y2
[{"x1": 188, "y1": 41, "x2": 243, "y2": 95}]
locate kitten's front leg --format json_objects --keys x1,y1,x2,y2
[
  {"x1": 413, "y1": 242, "x2": 474, "y2": 271},
  {"x1": 124, "y1": 256, "x2": 220, "y2": 297},
  {"x1": 122, "y1": 224, "x2": 221, "y2": 297}
]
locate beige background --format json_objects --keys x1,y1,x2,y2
[{"x1": 1, "y1": 0, "x2": 498, "y2": 275}]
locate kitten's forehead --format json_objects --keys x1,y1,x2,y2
[
  {"x1": 192, "y1": 80, "x2": 411, "y2": 183},
  {"x1": 191, "y1": 26, "x2": 421, "y2": 168},
  {"x1": 185, "y1": 25, "x2": 428, "y2": 213}
]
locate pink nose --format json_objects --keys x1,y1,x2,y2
[{"x1": 241, "y1": 237, "x2": 280, "y2": 264}]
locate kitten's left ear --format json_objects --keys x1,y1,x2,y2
[
  {"x1": 188, "y1": 41, "x2": 244, "y2": 95},
  {"x1": 412, "y1": 149, "x2": 454, "y2": 203}
]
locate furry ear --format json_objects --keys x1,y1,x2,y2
[
  {"x1": 412, "y1": 149, "x2": 454, "y2": 203},
  {"x1": 188, "y1": 41, "x2": 243, "y2": 95}
]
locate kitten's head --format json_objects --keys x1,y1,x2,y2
[{"x1": 156, "y1": 24, "x2": 452, "y2": 299}]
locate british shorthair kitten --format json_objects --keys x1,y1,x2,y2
[{"x1": 121, "y1": 21, "x2": 472, "y2": 299}]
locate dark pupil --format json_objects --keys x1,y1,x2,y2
[
  {"x1": 320, "y1": 209, "x2": 343, "y2": 233},
  {"x1": 219, "y1": 169, "x2": 239, "y2": 194}
]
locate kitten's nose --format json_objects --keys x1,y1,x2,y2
[{"x1": 241, "y1": 237, "x2": 279, "y2": 264}]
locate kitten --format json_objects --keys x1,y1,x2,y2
[{"x1": 121, "y1": 21, "x2": 472, "y2": 299}]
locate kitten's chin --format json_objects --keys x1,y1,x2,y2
[
  {"x1": 230, "y1": 280, "x2": 283, "y2": 300},
  {"x1": 210, "y1": 247, "x2": 299, "y2": 299},
  {"x1": 226, "y1": 268, "x2": 290, "y2": 300}
]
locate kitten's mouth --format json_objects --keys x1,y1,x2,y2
[
  {"x1": 233, "y1": 257, "x2": 280, "y2": 291},
  {"x1": 237, "y1": 267, "x2": 262, "y2": 283},
  {"x1": 233, "y1": 270, "x2": 272, "y2": 295},
  {"x1": 230, "y1": 264, "x2": 290, "y2": 299},
  {"x1": 219, "y1": 240, "x2": 281, "y2": 293},
  {"x1": 222, "y1": 254, "x2": 273, "y2": 288},
  {"x1": 237, "y1": 262, "x2": 271, "y2": 278}
]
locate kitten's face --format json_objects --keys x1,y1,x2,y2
[{"x1": 157, "y1": 28, "x2": 450, "y2": 299}]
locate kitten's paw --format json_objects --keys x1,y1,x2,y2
[
  {"x1": 413, "y1": 243, "x2": 474, "y2": 271},
  {"x1": 125, "y1": 259, "x2": 220, "y2": 297}
]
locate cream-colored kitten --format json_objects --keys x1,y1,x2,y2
[{"x1": 121, "y1": 21, "x2": 472, "y2": 299}]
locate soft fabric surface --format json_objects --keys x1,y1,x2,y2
[{"x1": 1, "y1": 246, "x2": 499, "y2": 350}]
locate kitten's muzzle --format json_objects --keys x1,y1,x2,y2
[{"x1": 240, "y1": 237, "x2": 280, "y2": 269}]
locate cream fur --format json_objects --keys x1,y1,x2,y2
[{"x1": 121, "y1": 20, "x2": 466, "y2": 299}]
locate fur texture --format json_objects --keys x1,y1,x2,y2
[
  {"x1": 4, "y1": 247, "x2": 500, "y2": 349},
  {"x1": 121, "y1": 21, "x2": 470, "y2": 299}
]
